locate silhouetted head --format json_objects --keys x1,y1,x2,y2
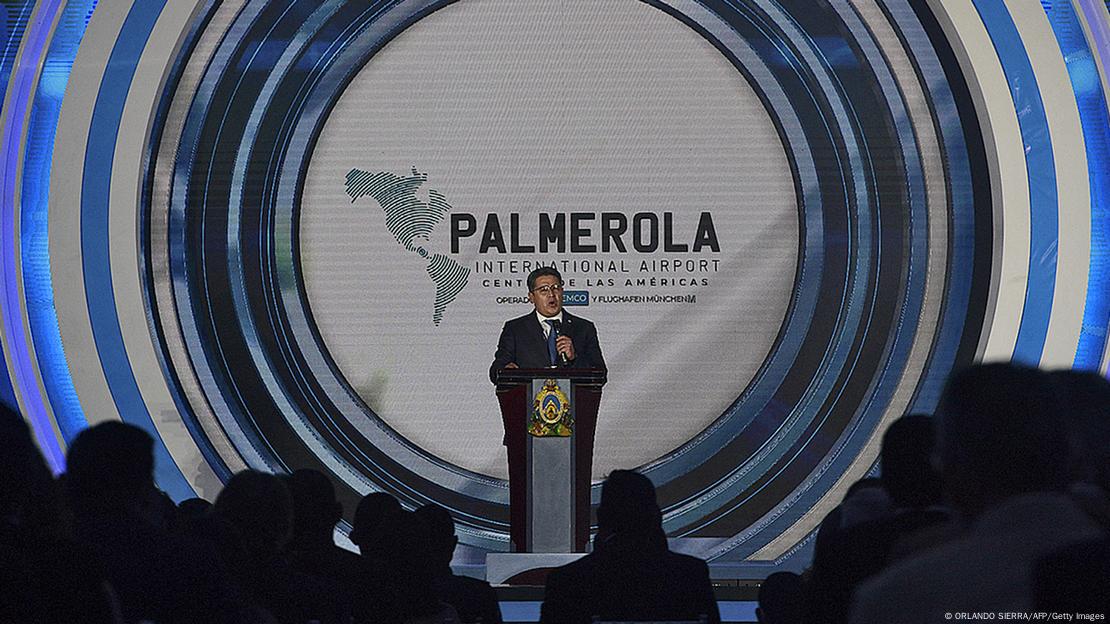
[
  {"x1": 177, "y1": 497, "x2": 212, "y2": 519},
  {"x1": 844, "y1": 477, "x2": 884, "y2": 501},
  {"x1": 368, "y1": 509, "x2": 432, "y2": 565},
  {"x1": 414, "y1": 503, "x2": 458, "y2": 568},
  {"x1": 880, "y1": 414, "x2": 942, "y2": 508},
  {"x1": 152, "y1": 489, "x2": 178, "y2": 531},
  {"x1": 65, "y1": 421, "x2": 155, "y2": 512},
  {"x1": 837, "y1": 477, "x2": 891, "y2": 529},
  {"x1": 1049, "y1": 369, "x2": 1110, "y2": 491},
  {"x1": 937, "y1": 362, "x2": 1068, "y2": 515},
  {"x1": 176, "y1": 497, "x2": 213, "y2": 529},
  {"x1": 283, "y1": 468, "x2": 343, "y2": 541},
  {"x1": 597, "y1": 470, "x2": 662, "y2": 535},
  {"x1": 365, "y1": 509, "x2": 439, "y2": 618},
  {"x1": 757, "y1": 571, "x2": 803, "y2": 624},
  {"x1": 348, "y1": 491, "x2": 402, "y2": 553},
  {"x1": 0, "y1": 405, "x2": 55, "y2": 526},
  {"x1": 214, "y1": 470, "x2": 293, "y2": 554}
]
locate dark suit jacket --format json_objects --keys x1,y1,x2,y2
[
  {"x1": 540, "y1": 534, "x2": 721, "y2": 624},
  {"x1": 489, "y1": 311, "x2": 606, "y2": 384},
  {"x1": 433, "y1": 570, "x2": 503, "y2": 624}
]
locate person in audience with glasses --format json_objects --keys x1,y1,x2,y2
[{"x1": 489, "y1": 266, "x2": 606, "y2": 385}]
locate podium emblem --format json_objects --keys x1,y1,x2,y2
[{"x1": 529, "y1": 379, "x2": 573, "y2": 437}]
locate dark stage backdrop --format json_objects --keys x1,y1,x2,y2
[{"x1": 3, "y1": 0, "x2": 1109, "y2": 571}]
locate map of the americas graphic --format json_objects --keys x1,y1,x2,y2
[{"x1": 344, "y1": 167, "x2": 470, "y2": 325}]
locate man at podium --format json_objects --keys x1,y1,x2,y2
[{"x1": 489, "y1": 267, "x2": 607, "y2": 384}]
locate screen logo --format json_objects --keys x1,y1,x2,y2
[{"x1": 562, "y1": 290, "x2": 589, "y2": 306}]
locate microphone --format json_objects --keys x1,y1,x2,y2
[{"x1": 552, "y1": 320, "x2": 570, "y2": 365}]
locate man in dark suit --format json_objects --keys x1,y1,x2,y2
[
  {"x1": 540, "y1": 470, "x2": 721, "y2": 624},
  {"x1": 489, "y1": 266, "x2": 606, "y2": 384},
  {"x1": 414, "y1": 504, "x2": 503, "y2": 624}
]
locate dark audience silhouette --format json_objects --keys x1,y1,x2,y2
[
  {"x1": 283, "y1": 469, "x2": 366, "y2": 596},
  {"x1": 1, "y1": 407, "x2": 121, "y2": 624},
  {"x1": 361, "y1": 508, "x2": 461, "y2": 623},
  {"x1": 349, "y1": 490, "x2": 403, "y2": 556},
  {"x1": 850, "y1": 363, "x2": 1106, "y2": 623},
  {"x1": 283, "y1": 468, "x2": 396, "y2": 623},
  {"x1": 878, "y1": 415, "x2": 943, "y2": 511},
  {"x1": 806, "y1": 416, "x2": 953, "y2": 624},
  {"x1": 214, "y1": 470, "x2": 351, "y2": 624},
  {"x1": 6, "y1": 358, "x2": 1109, "y2": 623},
  {"x1": 175, "y1": 496, "x2": 213, "y2": 528},
  {"x1": 1032, "y1": 537, "x2": 1110, "y2": 614},
  {"x1": 1050, "y1": 369, "x2": 1110, "y2": 529},
  {"x1": 757, "y1": 571, "x2": 804, "y2": 624},
  {"x1": 415, "y1": 503, "x2": 504, "y2": 624},
  {"x1": 804, "y1": 477, "x2": 890, "y2": 624},
  {"x1": 540, "y1": 469, "x2": 721, "y2": 624},
  {"x1": 66, "y1": 421, "x2": 241, "y2": 623}
]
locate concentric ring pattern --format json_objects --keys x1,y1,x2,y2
[{"x1": 1, "y1": 0, "x2": 1108, "y2": 570}]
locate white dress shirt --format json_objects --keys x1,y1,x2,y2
[{"x1": 536, "y1": 311, "x2": 564, "y2": 337}]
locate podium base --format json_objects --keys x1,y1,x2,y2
[{"x1": 486, "y1": 552, "x2": 585, "y2": 585}]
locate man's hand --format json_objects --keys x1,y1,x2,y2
[
  {"x1": 504, "y1": 362, "x2": 518, "y2": 369},
  {"x1": 555, "y1": 336, "x2": 575, "y2": 362}
]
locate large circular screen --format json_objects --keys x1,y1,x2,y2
[{"x1": 299, "y1": 0, "x2": 798, "y2": 479}]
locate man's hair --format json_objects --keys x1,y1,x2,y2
[
  {"x1": 214, "y1": 470, "x2": 294, "y2": 552},
  {"x1": 66, "y1": 421, "x2": 155, "y2": 507},
  {"x1": 349, "y1": 491, "x2": 402, "y2": 547},
  {"x1": 414, "y1": 503, "x2": 457, "y2": 566},
  {"x1": 757, "y1": 572, "x2": 804, "y2": 624},
  {"x1": 880, "y1": 414, "x2": 942, "y2": 508},
  {"x1": 283, "y1": 468, "x2": 342, "y2": 535},
  {"x1": 938, "y1": 362, "x2": 1068, "y2": 513},
  {"x1": 526, "y1": 266, "x2": 562, "y2": 291},
  {"x1": 597, "y1": 469, "x2": 662, "y2": 533}
]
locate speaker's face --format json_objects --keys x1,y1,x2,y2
[{"x1": 528, "y1": 276, "x2": 564, "y2": 318}]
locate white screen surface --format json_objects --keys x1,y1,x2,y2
[{"x1": 299, "y1": 0, "x2": 797, "y2": 479}]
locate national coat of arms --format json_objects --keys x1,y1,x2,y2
[{"x1": 529, "y1": 378, "x2": 573, "y2": 437}]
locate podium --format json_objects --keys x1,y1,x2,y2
[{"x1": 495, "y1": 367, "x2": 606, "y2": 554}]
